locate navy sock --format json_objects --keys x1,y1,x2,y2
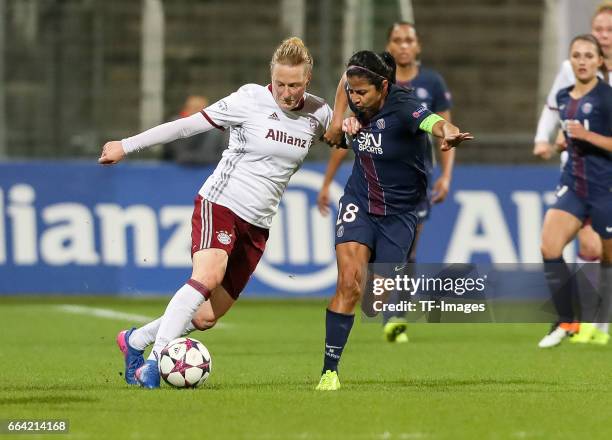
[
  {"x1": 596, "y1": 263, "x2": 612, "y2": 324},
  {"x1": 322, "y1": 309, "x2": 354, "y2": 374},
  {"x1": 543, "y1": 257, "x2": 575, "y2": 323}
]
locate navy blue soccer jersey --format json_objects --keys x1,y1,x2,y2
[
  {"x1": 396, "y1": 67, "x2": 452, "y2": 174},
  {"x1": 556, "y1": 79, "x2": 612, "y2": 197},
  {"x1": 344, "y1": 84, "x2": 434, "y2": 216}
]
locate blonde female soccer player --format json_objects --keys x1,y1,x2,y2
[{"x1": 100, "y1": 37, "x2": 332, "y2": 388}]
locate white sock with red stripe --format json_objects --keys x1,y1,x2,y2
[
  {"x1": 148, "y1": 280, "x2": 210, "y2": 361},
  {"x1": 129, "y1": 317, "x2": 196, "y2": 351}
]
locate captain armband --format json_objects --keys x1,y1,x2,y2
[{"x1": 418, "y1": 114, "x2": 445, "y2": 134}]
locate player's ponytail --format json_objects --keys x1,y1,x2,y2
[
  {"x1": 346, "y1": 50, "x2": 395, "y2": 91},
  {"x1": 270, "y1": 37, "x2": 313, "y2": 75},
  {"x1": 570, "y1": 34, "x2": 609, "y2": 84},
  {"x1": 379, "y1": 52, "x2": 397, "y2": 84}
]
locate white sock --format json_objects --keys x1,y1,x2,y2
[
  {"x1": 148, "y1": 282, "x2": 208, "y2": 361},
  {"x1": 129, "y1": 317, "x2": 197, "y2": 351},
  {"x1": 129, "y1": 317, "x2": 162, "y2": 351},
  {"x1": 595, "y1": 322, "x2": 609, "y2": 333}
]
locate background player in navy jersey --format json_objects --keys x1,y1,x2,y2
[
  {"x1": 317, "y1": 22, "x2": 454, "y2": 343},
  {"x1": 538, "y1": 35, "x2": 612, "y2": 348},
  {"x1": 315, "y1": 51, "x2": 472, "y2": 390},
  {"x1": 533, "y1": 4, "x2": 612, "y2": 298}
]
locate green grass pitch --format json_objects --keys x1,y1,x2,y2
[{"x1": 1, "y1": 296, "x2": 611, "y2": 439}]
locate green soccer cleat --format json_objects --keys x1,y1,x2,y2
[
  {"x1": 570, "y1": 323, "x2": 596, "y2": 344},
  {"x1": 316, "y1": 370, "x2": 341, "y2": 391},
  {"x1": 383, "y1": 318, "x2": 408, "y2": 343},
  {"x1": 590, "y1": 328, "x2": 610, "y2": 345}
]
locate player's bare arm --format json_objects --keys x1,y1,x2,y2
[
  {"x1": 323, "y1": 73, "x2": 349, "y2": 146},
  {"x1": 566, "y1": 120, "x2": 612, "y2": 152},
  {"x1": 432, "y1": 110, "x2": 454, "y2": 203},
  {"x1": 317, "y1": 148, "x2": 349, "y2": 216},
  {"x1": 430, "y1": 119, "x2": 473, "y2": 150}
]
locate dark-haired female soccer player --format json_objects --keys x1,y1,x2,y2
[
  {"x1": 315, "y1": 51, "x2": 472, "y2": 390},
  {"x1": 537, "y1": 34, "x2": 612, "y2": 348},
  {"x1": 317, "y1": 22, "x2": 454, "y2": 343}
]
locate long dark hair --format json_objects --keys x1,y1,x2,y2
[
  {"x1": 570, "y1": 34, "x2": 609, "y2": 83},
  {"x1": 346, "y1": 50, "x2": 396, "y2": 91}
]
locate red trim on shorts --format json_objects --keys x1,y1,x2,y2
[
  {"x1": 186, "y1": 278, "x2": 211, "y2": 299},
  {"x1": 200, "y1": 110, "x2": 225, "y2": 131}
]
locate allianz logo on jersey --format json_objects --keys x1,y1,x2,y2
[
  {"x1": 356, "y1": 132, "x2": 383, "y2": 155},
  {"x1": 265, "y1": 129, "x2": 311, "y2": 148}
]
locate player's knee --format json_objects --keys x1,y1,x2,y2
[
  {"x1": 540, "y1": 240, "x2": 562, "y2": 260},
  {"x1": 578, "y1": 241, "x2": 601, "y2": 261},
  {"x1": 191, "y1": 317, "x2": 217, "y2": 331}
]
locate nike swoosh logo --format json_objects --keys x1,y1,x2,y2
[{"x1": 394, "y1": 264, "x2": 407, "y2": 272}]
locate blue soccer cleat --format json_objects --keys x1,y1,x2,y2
[
  {"x1": 135, "y1": 359, "x2": 160, "y2": 389},
  {"x1": 116, "y1": 328, "x2": 145, "y2": 385}
]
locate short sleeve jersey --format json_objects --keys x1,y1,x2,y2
[
  {"x1": 200, "y1": 84, "x2": 332, "y2": 228},
  {"x1": 396, "y1": 66, "x2": 452, "y2": 174},
  {"x1": 344, "y1": 84, "x2": 434, "y2": 216},
  {"x1": 556, "y1": 79, "x2": 612, "y2": 197}
]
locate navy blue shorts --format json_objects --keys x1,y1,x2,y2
[
  {"x1": 334, "y1": 194, "x2": 418, "y2": 264},
  {"x1": 552, "y1": 185, "x2": 612, "y2": 239}
]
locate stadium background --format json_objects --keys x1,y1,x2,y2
[
  {"x1": 0, "y1": 0, "x2": 603, "y2": 296},
  {"x1": 2, "y1": 3, "x2": 612, "y2": 440}
]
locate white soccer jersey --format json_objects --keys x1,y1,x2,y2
[{"x1": 199, "y1": 84, "x2": 331, "y2": 229}]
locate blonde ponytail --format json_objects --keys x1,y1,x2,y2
[{"x1": 270, "y1": 37, "x2": 313, "y2": 75}]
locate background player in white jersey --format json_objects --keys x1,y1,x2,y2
[
  {"x1": 317, "y1": 22, "x2": 454, "y2": 343},
  {"x1": 98, "y1": 37, "x2": 332, "y2": 388},
  {"x1": 533, "y1": 3, "x2": 612, "y2": 267}
]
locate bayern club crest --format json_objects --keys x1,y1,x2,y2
[
  {"x1": 417, "y1": 87, "x2": 429, "y2": 99},
  {"x1": 216, "y1": 230, "x2": 232, "y2": 245},
  {"x1": 376, "y1": 118, "x2": 385, "y2": 129},
  {"x1": 309, "y1": 117, "x2": 318, "y2": 131},
  {"x1": 581, "y1": 102, "x2": 593, "y2": 115}
]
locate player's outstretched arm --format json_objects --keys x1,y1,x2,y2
[
  {"x1": 432, "y1": 110, "x2": 454, "y2": 204},
  {"x1": 98, "y1": 112, "x2": 217, "y2": 165},
  {"x1": 98, "y1": 141, "x2": 126, "y2": 165},
  {"x1": 420, "y1": 114, "x2": 472, "y2": 151}
]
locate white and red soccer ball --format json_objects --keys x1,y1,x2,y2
[{"x1": 159, "y1": 337, "x2": 212, "y2": 388}]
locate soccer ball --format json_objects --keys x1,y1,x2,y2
[{"x1": 159, "y1": 337, "x2": 212, "y2": 388}]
